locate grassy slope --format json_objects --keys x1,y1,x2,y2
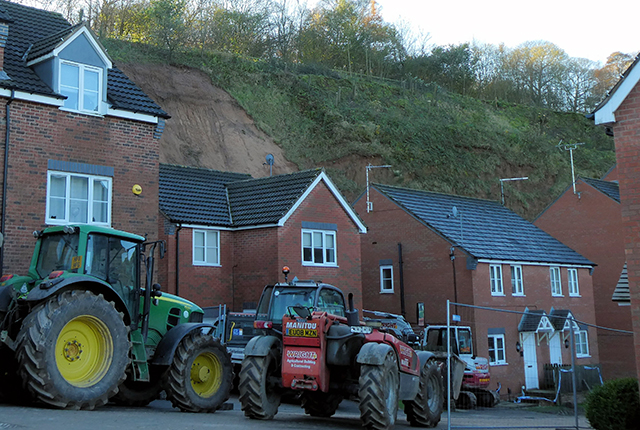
[{"x1": 105, "y1": 40, "x2": 615, "y2": 220}]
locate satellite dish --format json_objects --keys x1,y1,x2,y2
[{"x1": 265, "y1": 154, "x2": 274, "y2": 166}]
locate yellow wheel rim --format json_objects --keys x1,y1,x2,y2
[
  {"x1": 55, "y1": 315, "x2": 113, "y2": 387},
  {"x1": 190, "y1": 351, "x2": 222, "y2": 398}
]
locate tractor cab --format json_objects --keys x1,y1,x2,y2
[{"x1": 254, "y1": 267, "x2": 347, "y2": 333}]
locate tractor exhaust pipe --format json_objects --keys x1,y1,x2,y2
[{"x1": 346, "y1": 293, "x2": 360, "y2": 326}]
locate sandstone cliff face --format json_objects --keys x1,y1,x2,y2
[{"x1": 119, "y1": 63, "x2": 298, "y2": 178}]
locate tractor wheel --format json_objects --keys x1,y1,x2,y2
[
  {"x1": 455, "y1": 391, "x2": 477, "y2": 409},
  {"x1": 163, "y1": 330, "x2": 233, "y2": 412},
  {"x1": 358, "y1": 349, "x2": 399, "y2": 430},
  {"x1": 112, "y1": 367, "x2": 165, "y2": 407},
  {"x1": 15, "y1": 290, "x2": 130, "y2": 410},
  {"x1": 238, "y1": 347, "x2": 281, "y2": 419},
  {"x1": 301, "y1": 391, "x2": 343, "y2": 417},
  {"x1": 404, "y1": 361, "x2": 443, "y2": 427}
]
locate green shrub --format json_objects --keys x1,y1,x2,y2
[{"x1": 584, "y1": 378, "x2": 640, "y2": 430}]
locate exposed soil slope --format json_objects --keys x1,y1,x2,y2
[{"x1": 119, "y1": 63, "x2": 298, "y2": 178}]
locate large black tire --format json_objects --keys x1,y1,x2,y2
[
  {"x1": 238, "y1": 348, "x2": 281, "y2": 419},
  {"x1": 404, "y1": 361, "x2": 443, "y2": 427},
  {"x1": 301, "y1": 391, "x2": 343, "y2": 417},
  {"x1": 15, "y1": 290, "x2": 130, "y2": 410},
  {"x1": 358, "y1": 349, "x2": 400, "y2": 430},
  {"x1": 163, "y1": 330, "x2": 233, "y2": 412},
  {"x1": 111, "y1": 367, "x2": 165, "y2": 407}
]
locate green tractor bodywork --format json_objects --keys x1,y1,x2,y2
[{"x1": 0, "y1": 225, "x2": 232, "y2": 411}]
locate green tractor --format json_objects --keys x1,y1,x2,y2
[{"x1": 0, "y1": 225, "x2": 233, "y2": 411}]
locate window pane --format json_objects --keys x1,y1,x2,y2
[
  {"x1": 194, "y1": 247, "x2": 204, "y2": 262},
  {"x1": 83, "y1": 69, "x2": 99, "y2": 112},
  {"x1": 92, "y1": 202, "x2": 108, "y2": 223},
  {"x1": 70, "y1": 176, "x2": 88, "y2": 199},
  {"x1": 206, "y1": 248, "x2": 218, "y2": 264},
  {"x1": 313, "y1": 248, "x2": 323, "y2": 263},
  {"x1": 303, "y1": 248, "x2": 312, "y2": 262},
  {"x1": 302, "y1": 232, "x2": 311, "y2": 247},
  {"x1": 84, "y1": 69, "x2": 99, "y2": 92},
  {"x1": 325, "y1": 248, "x2": 335, "y2": 263},
  {"x1": 61, "y1": 64, "x2": 79, "y2": 110},
  {"x1": 313, "y1": 232, "x2": 323, "y2": 247},
  {"x1": 194, "y1": 231, "x2": 204, "y2": 248},
  {"x1": 50, "y1": 175, "x2": 67, "y2": 197}
]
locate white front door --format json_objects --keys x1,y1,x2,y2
[
  {"x1": 549, "y1": 334, "x2": 562, "y2": 365},
  {"x1": 522, "y1": 333, "x2": 539, "y2": 389}
]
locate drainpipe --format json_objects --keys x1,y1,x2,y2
[
  {"x1": 175, "y1": 223, "x2": 181, "y2": 296},
  {"x1": 0, "y1": 89, "x2": 15, "y2": 273},
  {"x1": 398, "y1": 242, "x2": 405, "y2": 317}
]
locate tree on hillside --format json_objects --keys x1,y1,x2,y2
[
  {"x1": 562, "y1": 57, "x2": 599, "y2": 112},
  {"x1": 403, "y1": 43, "x2": 476, "y2": 94},
  {"x1": 297, "y1": 0, "x2": 403, "y2": 76},
  {"x1": 593, "y1": 51, "x2": 637, "y2": 102},
  {"x1": 146, "y1": 0, "x2": 188, "y2": 59},
  {"x1": 502, "y1": 41, "x2": 568, "y2": 109}
]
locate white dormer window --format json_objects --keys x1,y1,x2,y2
[{"x1": 60, "y1": 61, "x2": 102, "y2": 114}]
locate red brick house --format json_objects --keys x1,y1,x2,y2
[
  {"x1": 594, "y1": 53, "x2": 640, "y2": 381},
  {"x1": 354, "y1": 183, "x2": 598, "y2": 396},
  {"x1": 535, "y1": 174, "x2": 635, "y2": 380},
  {"x1": 158, "y1": 165, "x2": 366, "y2": 311},
  {"x1": 0, "y1": 1, "x2": 169, "y2": 274}
]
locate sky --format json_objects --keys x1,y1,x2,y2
[{"x1": 369, "y1": 0, "x2": 640, "y2": 65}]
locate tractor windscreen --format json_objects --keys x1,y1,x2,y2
[
  {"x1": 35, "y1": 232, "x2": 80, "y2": 277},
  {"x1": 457, "y1": 328, "x2": 473, "y2": 355},
  {"x1": 267, "y1": 287, "x2": 316, "y2": 323}
]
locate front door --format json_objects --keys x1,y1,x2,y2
[
  {"x1": 522, "y1": 333, "x2": 539, "y2": 389},
  {"x1": 549, "y1": 334, "x2": 562, "y2": 365}
]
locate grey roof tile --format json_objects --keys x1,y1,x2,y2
[
  {"x1": 227, "y1": 169, "x2": 322, "y2": 226},
  {"x1": 0, "y1": 0, "x2": 168, "y2": 118},
  {"x1": 159, "y1": 164, "x2": 251, "y2": 226},
  {"x1": 518, "y1": 309, "x2": 545, "y2": 332},
  {"x1": 374, "y1": 183, "x2": 593, "y2": 266},
  {"x1": 582, "y1": 177, "x2": 620, "y2": 203},
  {"x1": 548, "y1": 309, "x2": 571, "y2": 331}
]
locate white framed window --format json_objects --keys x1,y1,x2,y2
[
  {"x1": 380, "y1": 265, "x2": 393, "y2": 293},
  {"x1": 511, "y1": 265, "x2": 524, "y2": 296},
  {"x1": 568, "y1": 268, "x2": 580, "y2": 296},
  {"x1": 574, "y1": 330, "x2": 589, "y2": 357},
  {"x1": 193, "y1": 229, "x2": 220, "y2": 266},
  {"x1": 46, "y1": 171, "x2": 111, "y2": 226},
  {"x1": 60, "y1": 61, "x2": 102, "y2": 114},
  {"x1": 302, "y1": 229, "x2": 336, "y2": 266},
  {"x1": 550, "y1": 267, "x2": 562, "y2": 296},
  {"x1": 488, "y1": 334, "x2": 506, "y2": 365},
  {"x1": 490, "y1": 264, "x2": 503, "y2": 295}
]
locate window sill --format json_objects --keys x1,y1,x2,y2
[
  {"x1": 512, "y1": 293, "x2": 525, "y2": 297},
  {"x1": 552, "y1": 294, "x2": 564, "y2": 298},
  {"x1": 491, "y1": 293, "x2": 505, "y2": 297},
  {"x1": 576, "y1": 355, "x2": 591, "y2": 359},
  {"x1": 302, "y1": 263, "x2": 338, "y2": 268},
  {"x1": 193, "y1": 263, "x2": 221, "y2": 267},
  {"x1": 60, "y1": 107, "x2": 105, "y2": 117},
  {"x1": 46, "y1": 219, "x2": 111, "y2": 228},
  {"x1": 380, "y1": 291, "x2": 394, "y2": 294},
  {"x1": 569, "y1": 294, "x2": 581, "y2": 298},
  {"x1": 490, "y1": 362, "x2": 508, "y2": 366}
]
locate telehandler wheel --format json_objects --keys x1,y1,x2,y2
[
  {"x1": 359, "y1": 349, "x2": 400, "y2": 430},
  {"x1": 112, "y1": 367, "x2": 165, "y2": 407},
  {"x1": 15, "y1": 290, "x2": 130, "y2": 410},
  {"x1": 301, "y1": 391, "x2": 343, "y2": 417},
  {"x1": 404, "y1": 361, "x2": 443, "y2": 427},
  {"x1": 163, "y1": 330, "x2": 233, "y2": 412},
  {"x1": 238, "y1": 347, "x2": 281, "y2": 419}
]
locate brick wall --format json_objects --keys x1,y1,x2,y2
[
  {"x1": 0, "y1": 98, "x2": 159, "y2": 274},
  {"x1": 535, "y1": 180, "x2": 633, "y2": 380},
  {"x1": 611, "y1": 81, "x2": 640, "y2": 381}
]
